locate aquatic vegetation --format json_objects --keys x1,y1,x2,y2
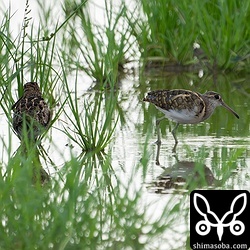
[
  {"x1": 61, "y1": 0, "x2": 134, "y2": 85},
  {"x1": 126, "y1": 0, "x2": 250, "y2": 72},
  {"x1": 0, "y1": 0, "x2": 249, "y2": 249}
]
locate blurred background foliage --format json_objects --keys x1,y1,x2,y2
[{"x1": 0, "y1": 0, "x2": 249, "y2": 249}]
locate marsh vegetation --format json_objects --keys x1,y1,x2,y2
[{"x1": 0, "y1": 0, "x2": 249, "y2": 249}]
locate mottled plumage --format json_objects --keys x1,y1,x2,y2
[
  {"x1": 12, "y1": 82, "x2": 51, "y2": 140},
  {"x1": 143, "y1": 89, "x2": 239, "y2": 152}
]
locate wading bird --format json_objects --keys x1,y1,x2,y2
[
  {"x1": 12, "y1": 82, "x2": 51, "y2": 141},
  {"x1": 143, "y1": 89, "x2": 239, "y2": 152}
]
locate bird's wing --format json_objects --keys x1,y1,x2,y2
[{"x1": 152, "y1": 90, "x2": 205, "y2": 116}]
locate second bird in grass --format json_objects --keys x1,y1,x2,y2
[
  {"x1": 143, "y1": 89, "x2": 239, "y2": 151},
  {"x1": 12, "y1": 82, "x2": 51, "y2": 141}
]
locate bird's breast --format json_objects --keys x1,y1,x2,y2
[{"x1": 156, "y1": 106, "x2": 204, "y2": 124}]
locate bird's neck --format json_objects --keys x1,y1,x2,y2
[
  {"x1": 24, "y1": 91, "x2": 42, "y2": 98},
  {"x1": 201, "y1": 97, "x2": 217, "y2": 121}
]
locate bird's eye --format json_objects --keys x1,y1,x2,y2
[{"x1": 214, "y1": 94, "x2": 220, "y2": 99}]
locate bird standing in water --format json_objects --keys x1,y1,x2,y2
[
  {"x1": 143, "y1": 89, "x2": 239, "y2": 152},
  {"x1": 12, "y1": 82, "x2": 51, "y2": 141}
]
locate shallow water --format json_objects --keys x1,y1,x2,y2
[
  {"x1": 1, "y1": 71, "x2": 249, "y2": 248},
  {"x1": 1, "y1": 0, "x2": 250, "y2": 248}
]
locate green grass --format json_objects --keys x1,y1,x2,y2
[
  {"x1": 0, "y1": 2, "x2": 183, "y2": 249},
  {"x1": 126, "y1": 0, "x2": 195, "y2": 62},
  {"x1": 1, "y1": 148, "x2": 188, "y2": 249},
  {"x1": 61, "y1": 0, "x2": 133, "y2": 86},
  {"x1": 61, "y1": 66, "x2": 118, "y2": 153},
  {"x1": 0, "y1": 0, "x2": 249, "y2": 249},
  {"x1": 126, "y1": 0, "x2": 250, "y2": 72},
  {"x1": 193, "y1": 0, "x2": 250, "y2": 72}
]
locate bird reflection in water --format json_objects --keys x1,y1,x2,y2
[
  {"x1": 148, "y1": 144, "x2": 221, "y2": 194},
  {"x1": 149, "y1": 161, "x2": 218, "y2": 194}
]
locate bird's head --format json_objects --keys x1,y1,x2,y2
[{"x1": 203, "y1": 91, "x2": 239, "y2": 119}]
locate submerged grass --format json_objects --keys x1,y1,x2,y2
[
  {"x1": 0, "y1": 0, "x2": 249, "y2": 249},
  {"x1": 61, "y1": 66, "x2": 118, "y2": 153},
  {"x1": 1, "y1": 147, "x2": 186, "y2": 249},
  {"x1": 0, "y1": 4, "x2": 173, "y2": 248}
]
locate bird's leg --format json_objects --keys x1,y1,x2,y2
[
  {"x1": 155, "y1": 116, "x2": 165, "y2": 145},
  {"x1": 155, "y1": 141, "x2": 161, "y2": 165},
  {"x1": 172, "y1": 143, "x2": 177, "y2": 153},
  {"x1": 171, "y1": 123, "x2": 179, "y2": 153},
  {"x1": 171, "y1": 123, "x2": 179, "y2": 143}
]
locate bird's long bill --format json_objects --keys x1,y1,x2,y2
[{"x1": 221, "y1": 101, "x2": 239, "y2": 119}]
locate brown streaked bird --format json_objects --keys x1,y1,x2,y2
[
  {"x1": 143, "y1": 89, "x2": 239, "y2": 152},
  {"x1": 12, "y1": 82, "x2": 51, "y2": 141}
]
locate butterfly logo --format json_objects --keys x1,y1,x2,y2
[{"x1": 193, "y1": 193, "x2": 247, "y2": 241}]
